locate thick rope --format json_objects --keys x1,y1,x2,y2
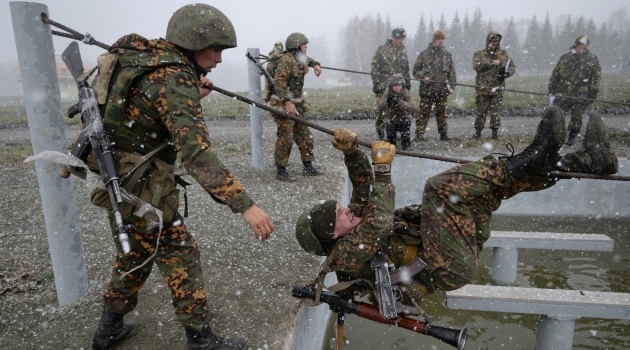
[{"x1": 40, "y1": 14, "x2": 629, "y2": 182}]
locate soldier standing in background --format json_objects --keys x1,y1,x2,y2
[
  {"x1": 549, "y1": 35, "x2": 601, "y2": 146},
  {"x1": 88, "y1": 4, "x2": 273, "y2": 350},
  {"x1": 269, "y1": 32, "x2": 324, "y2": 182},
  {"x1": 377, "y1": 75, "x2": 414, "y2": 150},
  {"x1": 371, "y1": 28, "x2": 411, "y2": 140},
  {"x1": 413, "y1": 30, "x2": 457, "y2": 141},
  {"x1": 472, "y1": 31, "x2": 516, "y2": 140}
]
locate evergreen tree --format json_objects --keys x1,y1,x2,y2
[
  {"x1": 411, "y1": 14, "x2": 428, "y2": 57},
  {"x1": 539, "y1": 13, "x2": 555, "y2": 73},
  {"x1": 449, "y1": 12, "x2": 466, "y2": 77},
  {"x1": 503, "y1": 16, "x2": 521, "y2": 71},
  {"x1": 522, "y1": 15, "x2": 540, "y2": 74}
]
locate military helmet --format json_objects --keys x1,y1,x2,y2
[
  {"x1": 285, "y1": 32, "x2": 309, "y2": 51},
  {"x1": 392, "y1": 28, "x2": 407, "y2": 39},
  {"x1": 166, "y1": 4, "x2": 237, "y2": 51},
  {"x1": 295, "y1": 200, "x2": 337, "y2": 256}
]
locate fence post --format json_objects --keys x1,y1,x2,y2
[
  {"x1": 9, "y1": 1, "x2": 88, "y2": 306},
  {"x1": 247, "y1": 48, "x2": 265, "y2": 168}
]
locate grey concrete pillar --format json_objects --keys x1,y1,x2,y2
[
  {"x1": 247, "y1": 48, "x2": 265, "y2": 169},
  {"x1": 535, "y1": 314, "x2": 578, "y2": 350},
  {"x1": 491, "y1": 246, "x2": 518, "y2": 285},
  {"x1": 10, "y1": 1, "x2": 88, "y2": 306}
]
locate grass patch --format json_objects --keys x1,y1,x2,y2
[{"x1": 0, "y1": 145, "x2": 33, "y2": 164}]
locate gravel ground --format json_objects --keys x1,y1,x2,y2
[{"x1": 0, "y1": 113, "x2": 628, "y2": 350}]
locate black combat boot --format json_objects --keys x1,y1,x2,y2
[
  {"x1": 472, "y1": 128, "x2": 482, "y2": 139},
  {"x1": 303, "y1": 161, "x2": 323, "y2": 176},
  {"x1": 276, "y1": 166, "x2": 296, "y2": 182},
  {"x1": 186, "y1": 325, "x2": 247, "y2": 350},
  {"x1": 491, "y1": 129, "x2": 499, "y2": 140},
  {"x1": 505, "y1": 106, "x2": 566, "y2": 179},
  {"x1": 558, "y1": 112, "x2": 618, "y2": 175},
  {"x1": 565, "y1": 130, "x2": 578, "y2": 146},
  {"x1": 439, "y1": 133, "x2": 450, "y2": 141},
  {"x1": 91, "y1": 310, "x2": 137, "y2": 350}
]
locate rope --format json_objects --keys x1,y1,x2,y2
[
  {"x1": 257, "y1": 54, "x2": 630, "y2": 107},
  {"x1": 39, "y1": 14, "x2": 629, "y2": 182}
]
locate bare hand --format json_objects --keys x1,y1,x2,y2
[
  {"x1": 423, "y1": 76, "x2": 431, "y2": 82},
  {"x1": 493, "y1": 59, "x2": 501, "y2": 66},
  {"x1": 241, "y1": 205, "x2": 274, "y2": 241},
  {"x1": 285, "y1": 101, "x2": 296, "y2": 116},
  {"x1": 200, "y1": 77, "x2": 213, "y2": 98},
  {"x1": 313, "y1": 65, "x2": 322, "y2": 77}
]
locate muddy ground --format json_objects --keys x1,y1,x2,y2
[{"x1": 0, "y1": 114, "x2": 628, "y2": 349}]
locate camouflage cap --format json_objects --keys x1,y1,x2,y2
[
  {"x1": 574, "y1": 35, "x2": 590, "y2": 46},
  {"x1": 392, "y1": 28, "x2": 407, "y2": 39},
  {"x1": 295, "y1": 200, "x2": 337, "y2": 256},
  {"x1": 166, "y1": 4, "x2": 237, "y2": 51},
  {"x1": 285, "y1": 32, "x2": 309, "y2": 51},
  {"x1": 433, "y1": 30, "x2": 446, "y2": 41}
]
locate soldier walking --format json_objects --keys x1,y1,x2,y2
[
  {"x1": 413, "y1": 30, "x2": 457, "y2": 141},
  {"x1": 472, "y1": 31, "x2": 516, "y2": 140}
]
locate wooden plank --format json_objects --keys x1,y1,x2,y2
[{"x1": 485, "y1": 231, "x2": 614, "y2": 251}]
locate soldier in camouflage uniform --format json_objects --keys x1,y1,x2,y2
[
  {"x1": 269, "y1": 32, "x2": 324, "y2": 182},
  {"x1": 549, "y1": 35, "x2": 601, "y2": 146},
  {"x1": 371, "y1": 28, "x2": 411, "y2": 140},
  {"x1": 472, "y1": 31, "x2": 516, "y2": 140},
  {"x1": 413, "y1": 30, "x2": 457, "y2": 141},
  {"x1": 295, "y1": 106, "x2": 617, "y2": 311},
  {"x1": 88, "y1": 5, "x2": 273, "y2": 350},
  {"x1": 377, "y1": 75, "x2": 414, "y2": 150}
]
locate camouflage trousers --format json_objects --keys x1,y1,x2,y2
[
  {"x1": 553, "y1": 97, "x2": 592, "y2": 134},
  {"x1": 417, "y1": 94, "x2": 448, "y2": 135},
  {"x1": 272, "y1": 109, "x2": 315, "y2": 167},
  {"x1": 419, "y1": 155, "x2": 556, "y2": 291},
  {"x1": 103, "y1": 213, "x2": 211, "y2": 332},
  {"x1": 474, "y1": 93, "x2": 503, "y2": 130},
  {"x1": 374, "y1": 92, "x2": 385, "y2": 133}
]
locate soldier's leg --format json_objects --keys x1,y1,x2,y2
[
  {"x1": 385, "y1": 118, "x2": 397, "y2": 145},
  {"x1": 416, "y1": 95, "x2": 432, "y2": 137},
  {"x1": 293, "y1": 115, "x2": 315, "y2": 163},
  {"x1": 273, "y1": 114, "x2": 295, "y2": 167},
  {"x1": 399, "y1": 116, "x2": 412, "y2": 150},
  {"x1": 489, "y1": 93, "x2": 503, "y2": 139},
  {"x1": 435, "y1": 95, "x2": 448, "y2": 135},
  {"x1": 375, "y1": 93, "x2": 385, "y2": 140},
  {"x1": 566, "y1": 102, "x2": 590, "y2": 145},
  {"x1": 473, "y1": 94, "x2": 489, "y2": 137},
  {"x1": 420, "y1": 156, "x2": 513, "y2": 291}
]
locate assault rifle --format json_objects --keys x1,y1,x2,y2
[
  {"x1": 62, "y1": 41, "x2": 131, "y2": 254},
  {"x1": 291, "y1": 285, "x2": 467, "y2": 349},
  {"x1": 246, "y1": 52, "x2": 275, "y2": 97}
]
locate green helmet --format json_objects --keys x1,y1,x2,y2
[
  {"x1": 295, "y1": 200, "x2": 337, "y2": 256},
  {"x1": 166, "y1": 4, "x2": 237, "y2": 51},
  {"x1": 285, "y1": 32, "x2": 309, "y2": 51}
]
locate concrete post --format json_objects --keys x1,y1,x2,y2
[
  {"x1": 491, "y1": 246, "x2": 518, "y2": 285},
  {"x1": 247, "y1": 48, "x2": 265, "y2": 169},
  {"x1": 535, "y1": 314, "x2": 578, "y2": 350},
  {"x1": 10, "y1": 1, "x2": 88, "y2": 306}
]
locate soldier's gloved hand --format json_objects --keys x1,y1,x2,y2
[
  {"x1": 497, "y1": 70, "x2": 508, "y2": 79},
  {"x1": 332, "y1": 128, "x2": 358, "y2": 154},
  {"x1": 371, "y1": 141, "x2": 396, "y2": 174},
  {"x1": 387, "y1": 94, "x2": 400, "y2": 107},
  {"x1": 372, "y1": 85, "x2": 384, "y2": 94},
  {"x1": 587, "y1": 90, "x2": 598, "y2": 100}
]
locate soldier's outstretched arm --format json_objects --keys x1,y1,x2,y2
[{"x1": 241, "y1": 205, "x2": 274, "y2": 241}]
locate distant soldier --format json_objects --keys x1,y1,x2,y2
[
  {"x1": 472, "y1": 31, "x2": 516, "y2": 140},
  {"x1": 377, "y1": 75, "x2": 414, "y2": 150},
  {"x1": 269, "y1": 32, "x2": 324, "y2": 181},
  {"x1": 371, "y1": 28, "x2": 411, "y2": 140},
  {"x1": 413, "y1": 30, "x2": 457, "y2": 141},
  {"x1": 549, "y1": 35, "x2": 601, "y2": 146}
]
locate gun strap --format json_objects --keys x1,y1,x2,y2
[{"x1": 401, "y1": 244, "x2": 418, "y2": 266}]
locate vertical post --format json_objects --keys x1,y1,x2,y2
[
  {"x1": 491, "y1": 246, "x2": 518, "y2": 285},
  {"x1": 535, "y1": 314, "x2": 578, "y2": 350},
  {"x1": 10, "y1": 1, "x2": 88, "y2": 306},
  {"x1": 247, "y1": 48, "x2": 265, "y2": 168}
]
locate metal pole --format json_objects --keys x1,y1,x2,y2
[
  {"x1": 535, "y1": 314, "x2": 578, "y2": 350},
  {"x1": 10, "y1": 1, "x2": 88, "y2": 306},
  {"x1": 247, "y1": 48, "x2": 265, "y2": 168},
  {"x1": 491, "y1": 246, "x2": 518, "y2": 285}
]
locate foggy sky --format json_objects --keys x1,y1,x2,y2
[{"x1": 2, "y1": 0, "x2": 626, "y2": 75}]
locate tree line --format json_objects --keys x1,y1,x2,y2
[{"x1": 336, "y1": 7, "x2": 630, "y2": 84}]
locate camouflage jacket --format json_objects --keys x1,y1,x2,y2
[
  {"x1": 103, "y1": 34, "x2": 253, "y2": 214},
  {"x1": 413, "y1": 43, "x2": 457, "y2": 96},
  {"x1": 371, "y1": 40, "x2": 411, "y2": 93},
  {"x1": 377, "y1": 87, "x2": 414, "y2": 121},
  {"x1": 549, "y1": 49, "x2": 601, "y2": 97},
  {"x1": 272, "y1": 52, "x2": 320, "y2": 104},
  {"x1": 327, "y1": 151, "x2": 395, "y2": 278},
  {"x1": 472, "y1": 34, "x2": 516, "y2": 95}
]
